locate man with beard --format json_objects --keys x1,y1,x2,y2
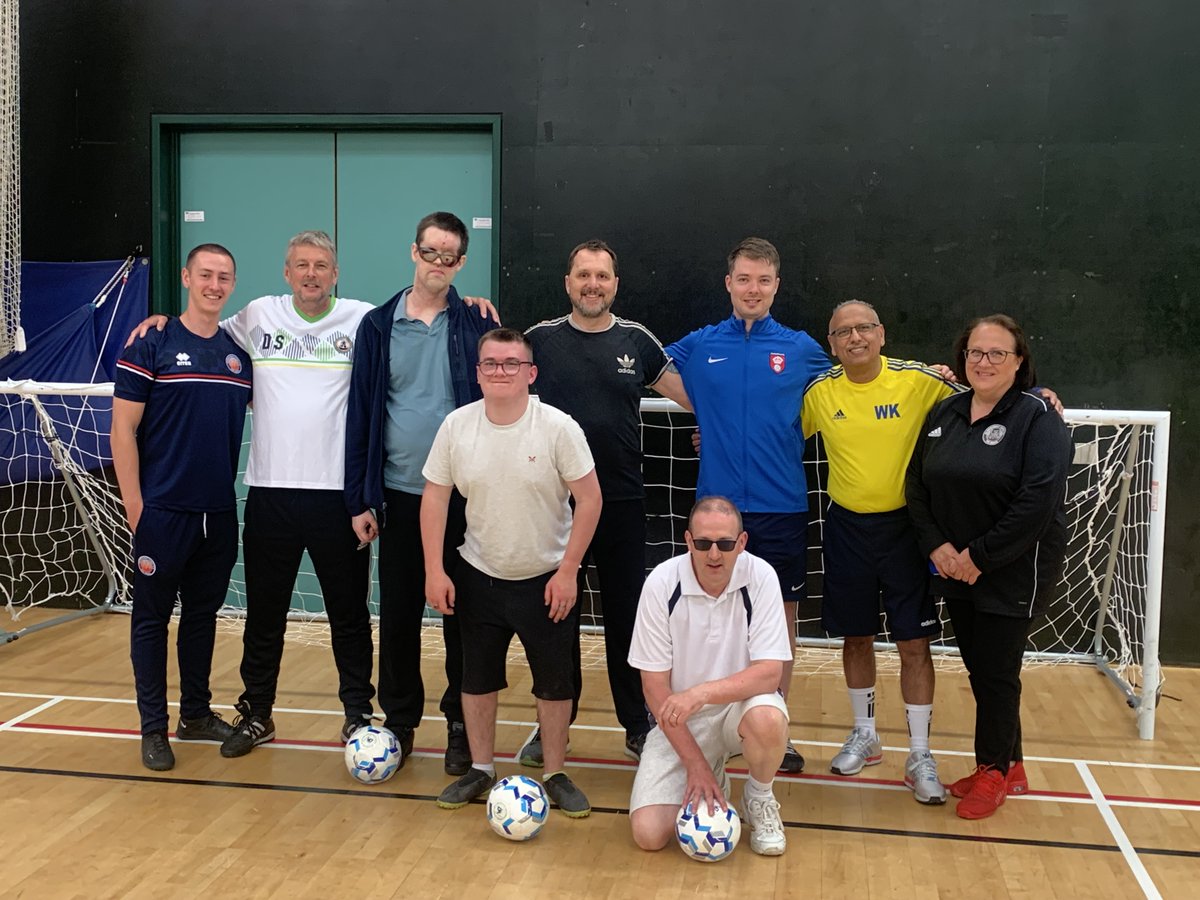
[{"x1": 520, "y1": 240, "x2": 690, "y2": 764}]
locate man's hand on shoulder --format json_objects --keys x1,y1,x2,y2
[
  {"x1": 124, "y1": 314, "x2": 169, "y2": 348},
  {"x1": 462, "y1": 295, "x2": 501, "y2": 325}
]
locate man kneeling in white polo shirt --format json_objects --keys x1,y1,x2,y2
[{"x1": 628, "y1": 495, "x2": 793, "y2": 856}]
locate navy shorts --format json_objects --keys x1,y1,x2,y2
[
  {"x1": 821, "y1": 503, "x2": 939, "y2": 641},
  {"x1": 742, "y1": 511, "x2": 808, "y2": 602},
  {"x1": 454, "y1": 557, "x2": 579, "y2": 701}
]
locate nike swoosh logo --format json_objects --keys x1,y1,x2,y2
[
  {"x1": 790, "y1": 585, "x2": 803, "y2": 592},
  {"x1": 707, "y1": 356, "x2": 728, "y2": 364}
]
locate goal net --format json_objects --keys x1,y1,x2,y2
[
  {"x1": 0, "y1": 383, "x2": 1169, "y2": 739},
  {"x1": 0, "y1": 0, "x2": 19, "y2": 359},
  {"x1": 631, "y1": 399, "x2": 1170, "y2": 741}
]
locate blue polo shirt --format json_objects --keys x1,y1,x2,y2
[{"x1": 383, "y1": 289, "x2": 455, "y2": 494}]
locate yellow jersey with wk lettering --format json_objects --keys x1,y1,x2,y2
[{"x1": 802, "y1": 357, "x2": 956, "y2": 513}]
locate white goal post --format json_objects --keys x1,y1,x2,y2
[{"x1": 0, "y1": 381, "x2": 1170, "y2": 740}]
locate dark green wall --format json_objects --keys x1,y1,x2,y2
[{"x1": 20, "y1": 1, "x2": 1199, "y2": 662}]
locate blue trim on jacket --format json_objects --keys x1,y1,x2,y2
[{"x1": 343, "y1": 285, "x2": 497, "y2": 520}]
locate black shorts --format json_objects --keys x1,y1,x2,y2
[
  {"x1": 821, "y1": 503, "x2": 939, "y2": 642},
  {"x1": 742, "y1": 511, "x2": 808, "y2": 601},
  {"x1": 455, "y1": 557, "x2": 579, "y2": 701}
]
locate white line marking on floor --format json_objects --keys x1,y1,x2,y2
[{"x1": 1075, "y1": 760, "x2": 1162, "y2": 899}]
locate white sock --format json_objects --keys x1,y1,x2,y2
[
  {"x1": 472, "y1": 762, "x2": 495, "y2": 777},
  {"x1": 849, "y1": 686, "x2": 876, "y2": 733},
  {"x1": 745, "y1": 775, "x2": 773, "y2": 799},
  {"x1": 906, "y1": 704, "x2": 933, "y2": 753}
]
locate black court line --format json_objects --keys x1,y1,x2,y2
[{"x1": 4, "y1": 762, "x2": 1198, "y2": 860}]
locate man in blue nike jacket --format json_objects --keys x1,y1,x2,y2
[{"x1": 664, "y1": 237, "x2": 829, "y2": 774}]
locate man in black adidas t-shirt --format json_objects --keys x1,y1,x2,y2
[{"x1": 522, "y1": 239, "x2": 691, "y2": 763}]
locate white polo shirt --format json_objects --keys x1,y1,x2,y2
[{"x1": 628, "y1": 551, "x2": 793, "y2": 697}]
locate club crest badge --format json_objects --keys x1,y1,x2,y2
[
  {"x1": 225, "y1": 354, "x2": 243, "y2": 375},
  {"x1": 982, "y1": 424, "x2": 1007, "y2": 446},
  {"x1": 137, "y1": 555, "x2": 157, "y2": 576},
  {"x1": 769, "y1": 352, "x2": 786, "y2": 373}
]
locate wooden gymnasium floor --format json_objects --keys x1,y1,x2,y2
[{"x1": 1, "y1": 607, "x2": 1198, "y2": 899}]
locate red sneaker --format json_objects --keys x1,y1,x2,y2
[
  {"x1": 1006, "y1": 761, "x2": 1028, "y2": 795},
  {"x1": 950, "y1": 762, "x2": 1029, "y2": 798},
  {"x1": 956, "y1": 767, "x2": 1007, "y2": 820}
]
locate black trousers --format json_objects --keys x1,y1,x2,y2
[
  {"x1": 130, "y1": 507, "x2": 238, "y2": 734},
  {"x1": 238, "y1": 487, "x2": 375, "y2": 719},
  {"x1": 569, "y1": 498, "x2": 651, "y2": 737},
  {"x1": 946, "y1": 597, "x2": 1033, "y2": 772},
  {"x1": 377, "y1": 487, "x2": 467, "y2": 732}
]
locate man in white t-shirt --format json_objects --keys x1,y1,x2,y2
[
  {"x1": 217, "y1": 230, "x2": 380, "y2": 758},
  {"x1": 421, "y1": 328, "x2": 603, "y2": 817},
  {"x1": 628, "y1": 496, "x2": 793, "y2": 856}
]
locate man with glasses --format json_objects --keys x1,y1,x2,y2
[
  {"x1": 664, "y1": 237, "x2": 829, "y2": 774},
  {"x1": 520, "y1": 239, "x2": 691, "y2": 767},
  {"x1": 421, "y1": 328, "x2": 602, "y2": 817},
  {"x1": 801, "y1": 299, "x2": 957, "y2": 804},
  {"x1": 344, "y1": 211, "x2": 498, "y2": 776},
  {"x1": 628, "y1": 496, "x2": 793, "y2": 856}
]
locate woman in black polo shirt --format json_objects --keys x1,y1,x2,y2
[{"x1": 905, "y1": 314, "x2": 1070, "y2": 821}]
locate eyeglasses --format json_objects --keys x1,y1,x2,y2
[
  {"x1": 417, "y1": 246, "x2": 463, "y2": 267},
  {"x1": 829, "y1": 322, "x2": 881, "y2": 340},
  {"x1": 964, "y1": 348, "x2": 1016, "y2": 365},
  {"x1": 690, "y1": 538, "x2": 738, "y2": 552},
  {"x1": 478, "y1": 358, "x2": 533, "y2": 375}
]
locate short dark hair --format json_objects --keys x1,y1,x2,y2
[
  {"x1": 567, "y1": 239, "x2": 618, "y2": 276},
  {"x1": 687, "y1": 495, "x2": 743, "y2": 534},
  {"x1": 727, "y1": 237, "x2": 780, "y2": 275},
  {"x1": 951, "y1": 313, "x2": 1037, "y2": 389},
  {"x1": 415, "y1": 211, "x2": 469, "y2": 257},
  {"x1": 477, "y1": 327, "x2": 533, "y2": 358},
  {"x1": 185, "y1": 243, "x2": 236, "y2": 273}
]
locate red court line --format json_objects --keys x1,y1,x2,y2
[{"x1": 6, "y1": 718, "x2": 1200, "y2": 809}]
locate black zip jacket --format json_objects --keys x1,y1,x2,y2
[{"x1": 905, "y1": 383, "x2": 1071, "y2": 617}]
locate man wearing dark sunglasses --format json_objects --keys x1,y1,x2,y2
[
  {"x1": 628, "y1": 496, "x2": 793, "y2": 856},
  {"x1": 344, "y1": 211, "x2": 498, "y2": 777}
]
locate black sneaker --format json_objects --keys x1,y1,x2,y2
[
  {"x1": 340, "y1": 715, "x2": 373, "y2": 743},
  {"x1": 141, "y1": 731, "x2": 175, "y2": 771},
  {"x1": 445, "y1": 721, "x2": 472, "y2": 776},
  {"x1": 436, "y1": 768, "x2": 495, "y2": 809},
  {"x1": 175, "y1": 711, "x2": 235, "y2": 743},
  {"x1": 395, "y1": 727, "x2": 415, "y2": 761},
  {"x1": 778, "y1": 741, "x2": 805, "y2": 774},
  {"x1": 543, "y1": 772, "x2": 591, "y2": 818},
  {"x1": 219, "y1": 700, "x2": 275, "y2": 758},
  {"x1": 624, "y1": 731, "x2": 648, "y2": 763}
]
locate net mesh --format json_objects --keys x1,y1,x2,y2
[
  {"x1": 0, "y1": 0, "x2": 19, "y2": 358},
  {"x1": 0, "y1": 385, "x2": 1165, "y2": 711}
]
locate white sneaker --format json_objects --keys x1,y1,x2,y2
[
  {"x1": 740, "y1": 791, "x2": 787, "y2": 856},
  {"x1": 829, "y1": 726, "x2": 882, "y2": 776},
  {"x1": 904, "y1": 750, "x2": 947, "y2": 805}
]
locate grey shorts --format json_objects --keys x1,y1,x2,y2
[{"x1": 629, "y1": 692, "x2": 790, "y2": 812}]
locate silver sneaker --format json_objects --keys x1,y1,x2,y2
[
  {"x1": 829, "y1": 726, "x2": 882, "y2": 776},
  {"x1": 903, "y1": 750, "x2": 947, "y2": 805},
  {"x1": 740, "y1": 792, "x2": 787, "y2": 856}
]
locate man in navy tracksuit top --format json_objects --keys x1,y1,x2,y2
[
  {"x1": 343, "y1": 211, "x2": 497, "y2": 775},
  {"x1": 664, "y1": 237, "x2": 829, "y2": 774},
  {"x1": 112, "y1": 243, "x2": 252, "y2": 772}
]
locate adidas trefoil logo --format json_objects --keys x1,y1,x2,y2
[
  {"x1": 928, "y1": 426, "x2": 943, "y2": 438},
  {"x1": 832, "y1": 409, "x2": 847, "y2": 421},
  {"x1": 175, "y1": 352, "x2": 192, "y2": 367},
  {"x1": 616, "y1": 354, "x2": 636, "y2": 375}
]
